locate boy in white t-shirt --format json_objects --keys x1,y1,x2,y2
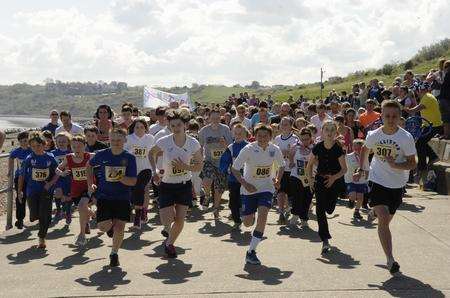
[
  {"x1": 344, "y1": 139, "x2": 369, "y2": 220},
  {"x1": 360, "y1": 100, "x2": 417, "y2": 275}
]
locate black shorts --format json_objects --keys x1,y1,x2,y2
[
  {"x1": 368, "y1": 181, "x2": 403, "y2": 215},
  {"x1": 96, "y1": 199, "x2": 131, "y2": 222},
  {"x1": 278, "y1": 172, "x2": 291, "y2": 194},
  {"x1": 159, "y1": 181, "x2": 193, "y2": 209}
]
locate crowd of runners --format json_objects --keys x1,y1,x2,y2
[{"x1": 4, "y1": 63, "x2": 450, "y2": 275}]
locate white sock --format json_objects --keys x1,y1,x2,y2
[{"x1": 248, "y1": 231, "x2": 263, "y2": 252}]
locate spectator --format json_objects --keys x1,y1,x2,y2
[
  {"x1": 368, "y1": 79, "x2": 383, "y2": 103},
  {"x1": 42, "y1": 110, "x2": 60, "y2": 135},
  {"x1": 0, "y1": 130, "x2": 5, "y2": 151},
  {"x1": 310, "y1": 103, "x2": 332, "y2": 137},
  {"x1": 358, "y1": 99, "x2": 380, "y2": 129},
  {"x1": 439, "y1": 60, "x2": 450, "y2": 139},
  {"x1": 397, "y1": 85, "x2": 416, "y2": 118},
  {"x1": 250, "y1": 101, "x2": 273, "y2": 127},
  {"x1": 231, "y1": 105, "x2": 251, "y2": 129},
  {"x1": 55, "y1": 111, "x2": 84, "y2": 135}
]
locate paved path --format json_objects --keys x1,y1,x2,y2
[{"x1": 0, "y1": 187, "x2": 449, "y2": 297}]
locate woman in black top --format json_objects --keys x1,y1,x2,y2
[{"x1": 306, "y1": 120, "x2": 347, "y2": 254}]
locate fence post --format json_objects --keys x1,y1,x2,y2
[{"x1": 6, "y1": 161, "x2": 14, "y2": 230}]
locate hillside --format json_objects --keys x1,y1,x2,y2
[{"x1": 0, "y1": 39, "x2": 449, "y2": 117}]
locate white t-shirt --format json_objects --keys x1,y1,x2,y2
[
  {"x1": 55, "y1": 123, "x2": 84, "y2": 135},
  {"x1": 310, "y1": 114, "x2": 332, "y2": 137},
  {"x1": 273, "y1": 133, "x2": 299, "y2": 172},
  {"x1": 154, "y1": 127, "x2": 171, "y2": 170},
  {"x1": 155, "y1": 134, "x2": 201, "y2": 184},
  {"x1": 149, "y1": 122, "x2": 166, "y2": 136},
  {"x1": 365, "y1": 127, "x2": 416, "y2": 188},
  {"x1": 231, "y1": 116, "x2": 252, "y2": 129},
  {"x1": 232, "y1": 142, "x2": 285, "y2": 195},
  {"x1": 344, "y1": 152, "x2": 369, "y2": 184},
  {"x1": 290, "y1": 143, "x2": 313, "y2": 187},
  {"x1": 124, "y1": 133, "x2": 155, "y2": 174}
]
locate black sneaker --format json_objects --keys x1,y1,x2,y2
[
  {"x1": 161, "y1": 229, "x2": 169, "y2": 238},
  {"x1": 353, "y1": 210, "x2": 363, "y2": 220},
  {"x1": 389, "y1": 261, "x2": 400, "y2": 274},
  {"x1": 109, "y1": 253, "x2": 120, "y2": 267},
  {"x1": 348, "y1": 200, "x2": 355, "y2": 209},
  {"x1": 321, "y1": 241, "x2": 330, "y2": 254},
  {"x1": 15, "y1": 220, "x2": 24, "y2": 229},
  {"x1": 165, "y1": 244, "x2": 177, "y2": 258},
  {"x1": 106, "y1": 227, "x2": 114, "y2": 238},
  {"x1": 245, "y1": 250, "x2": 261, "y2": 265}
]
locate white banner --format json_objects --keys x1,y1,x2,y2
[{"x1": 143, "y1": 86, "x2": 194, "y2": 110}]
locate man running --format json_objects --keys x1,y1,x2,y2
[
  {"x1": 232, "y1": 124, "x2": 284, "y2": 265},
  {"x1": 360, "y1": 100, "x2": 417, "y2": 274},
  {"x1": 87, "y1": 128, "x2": 137, "y2": 267}
]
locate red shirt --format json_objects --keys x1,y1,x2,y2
[{"x1": 66, "y1": 153, "x2": 91, "y2": 198}]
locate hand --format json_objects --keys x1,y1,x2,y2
[
  {"x1": 172, "y1": 158, "x2": 189, "y2": 171},
  {"x1": 273, "y1": 178, "x2": 280, "y2": 190},
  {"x1": 385, "y1": 156, "x2": 397, "y2": 168},
  {"x1": 352, "y1": 172, "x2": 361, "y2": 182},
  {"x1": 88, "y1": 184, "x2": 97, "y2": 195},
  {"x1": 61, "y1": 169, "x2": 71, "y2": 177},
  {"x1": 324, "y1": 174, "x2": 336, "y2": 188},
  {"x1": 242, "y1": 181, "x2": 257, "y2": 193},
  {"x1": 153, "y1": 173, "x2": 161, "y2": 185}
]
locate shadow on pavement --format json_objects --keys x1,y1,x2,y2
[
  {"x1": 0, "y1": 229, "x2": 35, "y2": 244},
  {"x1": 277, "y1": 225, "x2": 321, "y2": 243},
  {"x1": 46, "y1": 225, "x2": 74, "y2": 240},
  {"x1": 144, "y1": 258, "x2": 203, "y2": 284},
  {"x1": 75, "y1": 266, "x2": 131, "y2": 291},
  {"x1": 145, "y1": 243, "x2": 188, "y2": 259},
  {"x1": 221, "y1": 230, "x2": 252, "y2": 246},
  {"x1": 64, "y1": 235, "x2": 105, "y2": 251},
  {"x1": 6, "y1": 246, "x2": 49, "y2": 265},
  {"x1": 185, "y1": 207, "x2": 206, "y2": 222},
  {"x1": 235, "y1": 263, "x2": 293, "y2": 285},
  {"x1": 338, "y1": 219, "x2": 377, "y2": 229},
  {"x1": 368, "y1": 273, "x2": 445, "y2": 297},
  {"x1": 121, "y1": 231, "x2": 159, "y2": 251},
  {"x1": 316, "y1": 247, "x2": 360, "y2": 269},
  {"x1": 198, "y1": 220, "x2": 233, "y2": 238},
  {"x1": 398, "y1": 202, "x2": 426, "y2": 213}
]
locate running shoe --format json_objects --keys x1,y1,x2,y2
[
  {"x1": 38, "y1": 238, "x2": 46, "y2": 249},
  {"x1": 388, "y1": 261, "x2": 400, "y2": 275},
  {"x1": 65, "y1": 212, "x2": 72, "y2": 225},
  {"x1": 321, "y1": 240, "x2": 331, "y2": 254},
  {"x1": 232, "y1": 222, "x2": 242, "y2": 231},
  {"x1": 106, "y1": 227, "x2": 114, "y2": 238},
  {"x1": 75, "y1": 234, "x2": 87, "y2": 247},
  {"x1": 348, "y1": 200, "x2": 355, "y2": 209},
  {"x1": 109, "y1": 253, "x2": 120, "y2": 267},
  {"x1": 289, "y1": 215, "x2": 299, "y2": 226},
  {"x1": 54, "y1": 209, "x2": 63, "y2": 220},
  {"x1": 15, "y1": 220, "x2": 24, "y2": 229},
  {"x1": 245, "y1": 250, "x2": 261, "y2": 265},
  {"x1": 353, "y1": 210, "x2": 363, "y2": 220},
  {"x1": 165, "y1": 244, "x2": 177, "y2": 258},
  {"x1": 161, "y1": 229, "x2": 169, "y2": 238}
]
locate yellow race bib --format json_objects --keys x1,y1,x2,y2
[
  {"x1": 211, "y1": 148, "x2": 224, "y2": 160},
  {"x1": 72, "y1": 167, "x2": 87, "y2": 181},
  {"x1": 170, "y1": 166, "x2": 187, "y2": 177},
  {"x1": 105, "y1": 166, "x2": 125, "y2": 182},
  {"x1": 374, "y1": 144, "x2": 397, "y2": 161},
  {"x1": 253, "y1": 165, "x2": 272, "y2": 179},
  {"x1": 133, "y1": 146, "x2": 148, "y2": 158},
  {"x1": 32, "y1": 168, "x2": 49, "y2": 182}
]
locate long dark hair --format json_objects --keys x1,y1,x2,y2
[
  {"x1": 128, "y1": 118, "x2": 149, "y2": 135},
  {"x1": 95, "y1": 104, "x2": 113, "y2": 119}
]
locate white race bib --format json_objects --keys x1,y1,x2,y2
[
  {"x1": 72, "y1": 167, "x2": 87, "y2": 181},
  {"x1": 105, "y1": 166, "x2": 126, "y2": 182},
  {"x1": 32, "y1": 168, "x2": 49, "y2": 182},
  {"x1": 252, "y1": 165, "x2": 272, "y2": 179}
]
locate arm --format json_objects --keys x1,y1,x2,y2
[
  {"x1": 332, "y1": 155, "x2": 347, "y2": 180},
  {"x1": 86, "y1": 164, "x2": 95, "y2": 194},
  {"x1": 7, "y1": 157, "x2": 14, "y2": 178},
  {"x1": 359, "y1": 145, "x2": 369, "y2": 170},
  {"x1": 305, "y1": 153, "x2": 317, "y2": 189},
  {"x1": 405, "y1": 103, "x2": 425, "y2": 114},
  {"x1": 120, "y1": 176, "x2": 137, "y2": 186},
  {"x1": 120, "y1": 156, "x2": 137, "y2": 186},
  {"x1": 386, "y1": 155, "x2": 416, "y2": 171},
  {"x1": 149, "y1": 145, "x2": 161, "y2": 174},
  {"x1": 190, "y1": 150, "x2": 204, "y2": 172},
  {"x1": 55, "y1": 159, "x2": 68, "y2": 176},
  {"x1": 219, "y1": 148, "x2": 232, "y2": 174}
]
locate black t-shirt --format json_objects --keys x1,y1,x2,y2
[
  {"x1": 312, "y1": 141, "x2": 344, "y2": 175},
  {"x1": 86, "y1": 141, "x2": 108, "y2": 153}
]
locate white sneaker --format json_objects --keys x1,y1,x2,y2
[
  {"x1": 75, "y1": 234, "x2": 87, "y2": 247},
  {"x1": 289, "y1": 215, "x2": 299, "y2": 225}
]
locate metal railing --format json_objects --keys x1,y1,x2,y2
[{"x1": 0, "y1": 153, "x2": 14, "y2": 230}]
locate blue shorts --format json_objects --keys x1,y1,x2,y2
[
  {"x1": 241, "y1": 192, "x2": 273, "y2": 216},
  {"x1": 55, "y1": 177, "x2": 71, "y2": 196},
  {"x1": 346, "y1": 182, "x2": 368, "y2": 194}
]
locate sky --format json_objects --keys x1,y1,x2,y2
[{"x1": 0, "y1": 0, "x2": 449, "y2": 87}]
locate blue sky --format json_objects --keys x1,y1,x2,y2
[{"x1": 0, "y1": 0, "x2": 449, "y2": 87}]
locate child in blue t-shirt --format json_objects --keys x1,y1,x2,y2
[
  {"x1": 8, "y1": 131, "x2": 32, "y2": 229},
  {"x1": 51, "y1": 132, "x2": 72, "y2": 223},
  {"x1": 18, "y1": 131, "x2": 59, "y2": 249}
]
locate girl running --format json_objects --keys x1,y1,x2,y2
[{"x1": 306, "y1": 121, "x2": 347, "y2": 254}]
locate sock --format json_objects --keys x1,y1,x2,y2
[
  {"x1": 111, "y1": 248, "x2": 118, "y2": 255},
  {"x1": 248, "y1": 230, "x2": 263, "y2": 252}
]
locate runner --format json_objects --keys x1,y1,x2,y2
[
  {"x1": 8, "y1": 131, "x2": 32, "y2": 229},
  {"x1": 149, "y1": 109, "x2": 203, "y2": 258},
  {"x1": 84, "y1": 126, "x2": 108, "y2": 153},
  {"x1": 306, "y1": 120, "x2": 347, "y2": 254},
  {"x1": 119, "y1": 105, "x2": 134, "y2": 130},
  {"x1": 344, "y1": 139, "x2": 369, "y2": 220},
  {"x1": 360, "y1": 100, "x2": 417, "y2": 274},
  {"x1": 198, "y1": 109, "x2": 233, "y2": 218},
  {"x1": 87, "y1": 128, "x2": 137, "y2": 267},
  {"x1": 288, "y1": 127, "x2": 314, "y2": 226},
  {"x1": 273, "y1": 117, "x2": 299, "y2": 224},
  {"x1": 51, "y1": 132, "x2": 72, "y2": 223},
  {"x1": 231, "y1": 124, "x2": 285, "y2": 265},
  {"x1": 219, "y1": 123, "x2": 249, "y2": 229},
  {"x1": 124, "y1": 118, "x2": 154, "y2": 229},
  {"x1": 18, "y1": 131, "x2": 59, "y2": 249},
  {"x1": 56, "y1": 135, "x2": 93, "y2": 246},
  {"x1": 149, "y1": 106, "x2": 167, "y2": 135}
]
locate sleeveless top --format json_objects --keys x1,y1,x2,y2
[{"x1": 66, "y1": 153, "x2": 91, "y2": 198}]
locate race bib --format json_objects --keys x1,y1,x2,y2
[
  {"x1": 72, "y1": 167, "x2": 87, "y2": 181},
  {"x1": 170, "y1": 166, "x2": 187, "y2": 177},
  {"x1": 252, "y1": 165, "x2": 271, "y2": 179},
  {"x1": 133, "y1": 146, "x2": 147, "y2": 158},
  {"x1": 211, "y1": 149, "x2": 224, "y2": 160},
  {"x1": 374, "y1": 144, "x2": 397, "y2": 161},
  {"x1": 105, "y1": 166, "x2": 126, "y2": 182},
  {"x1": 32, "y1": 168, "x2": 49, "y2": 182}
]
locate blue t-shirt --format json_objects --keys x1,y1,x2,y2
[
  {"x1": 51, "y1": 148, "x2": 72, "y2": 193},
  {"x1": 21, "y1": 152, "x2": 58, "y2": 197},
  {"x1": 89, "y1": 149, "x2": 137, "y2": 201},
  {"x1": 10, "y1": 147, "x2": 32, "y2": 177},
  {"x1": 219, "y1": 141, "x2": 248, "y2": 183},
  {"x1": 42, "y1": 122, "x2": 59, "y2": 135}
]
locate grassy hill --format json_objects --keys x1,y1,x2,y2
[{"x1": 1, "y1": 39, "x2": 449, "y2": 117}]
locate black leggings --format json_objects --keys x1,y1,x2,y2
[
  {"x1": 315, "y1": 176, "x2": 342, "y2": 241},
  {"x1": 228, "y1": 182, "x2": 242, "y2": 224},
  {"x1": 14, "y1": 177, "x2": 26, "y2": 222},
  {"x1": 132, "y1": 169, "x2": 152, "y2": 206},
  {"x1": 289, "y1": 177, "x2": 312, "y2": 221},
  {"x1": 28, "y1": 191, "x2": 53, "y2": 239}
]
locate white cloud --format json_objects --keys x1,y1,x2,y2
[{"x1": 0, "y1": 0, "x2": 449, "y2": 86}]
